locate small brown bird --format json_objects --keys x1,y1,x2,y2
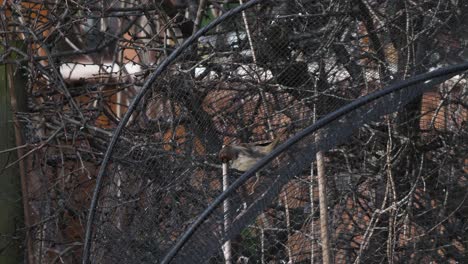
[{"x1": 219, "y1": 136, "x2": 282, "y2": 172}]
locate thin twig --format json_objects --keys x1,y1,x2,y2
[
  {"x1": 4, "y1": 125, "x2": 63, "y2": 170},
  {"x1": 239, "y1": 0, "x2": 257, "y2": 64},
  {"x1": 0, "y1": 144, "x2": 29, "y2": 154},
  {"x1": 193, "y1": 0, "x2": 209, "y2": 34}
]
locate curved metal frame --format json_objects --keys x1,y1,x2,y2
[
  {"x1": 81, "y1": 1, "x2": 266, "y2": 263},
  {"x1": 80, "y1": 0, "x2": 468, "y2": 261},
  {"x1": 160, "y1": 62, "x2": 468, "y2": 263}
]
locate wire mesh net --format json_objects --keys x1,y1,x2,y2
[{"x1": 0, "y1": 0, "x2": 467, "y2": 263}]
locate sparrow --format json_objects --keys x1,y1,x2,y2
[{"x1": 218, "y1": 136, "x2": 282, "y2": 172}]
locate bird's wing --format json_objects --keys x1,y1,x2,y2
[
  {"x1": 250, "y1": 137, "x2": 281, "y2": 154},
  {"x1": 235, "y1": 144, "x2": 266, "y2": 158}
]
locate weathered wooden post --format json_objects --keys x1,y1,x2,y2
[{"x1": 0, "y1": 52, "x2": 26, "y2": 264}]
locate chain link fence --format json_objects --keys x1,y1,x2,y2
[{"x1": 1, "y1": 0, "x2": 467, "y2": 263}]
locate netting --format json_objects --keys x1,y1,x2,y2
[
  {"x1": 163, "y1": 65, "x2": 468, "y2": 263},
  {"x1": 0, "y1": 0, "x2": 467, "y2": 263}
]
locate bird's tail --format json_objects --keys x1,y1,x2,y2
[{"x1": 262, "y1": 129, "x2": 287, "y2": 153}]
